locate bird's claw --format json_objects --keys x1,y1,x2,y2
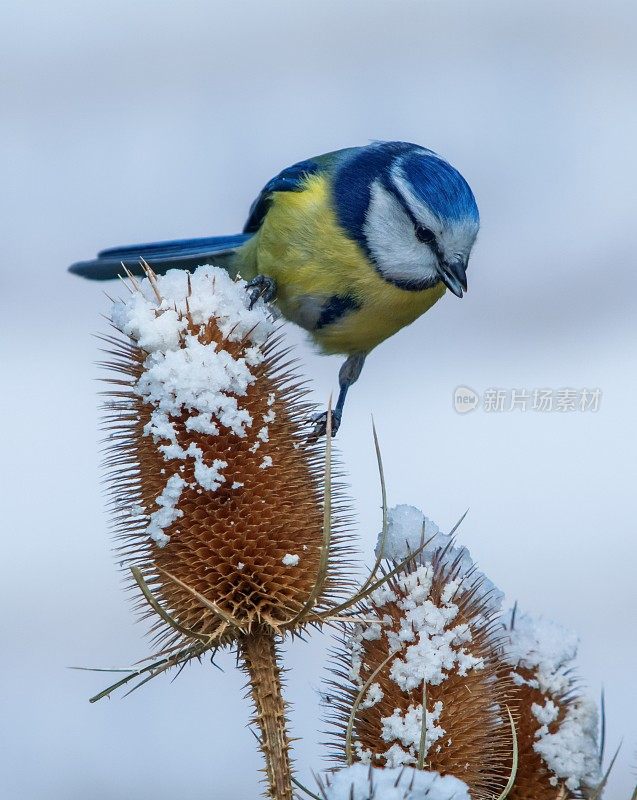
[
  {"x1": 246, "y1": 275, "x2": 277, "y2": 310},
  {"x1": 308, "y1": 408, "x2": 342, "y2": 441}
]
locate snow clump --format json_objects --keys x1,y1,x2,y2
[
  {"x1": 111, "y1": 266, "x2": 274, "y2": 547},
  {"x1": 375, "y1": 505, "x2": 504, "y2": 612},
  {"x1": 348, "y1": 560, "x2": 487, "y2": 767},
  {"x1": 320, "y1": 764, "x2": 470, "y2": 800},
  {"x1": 505, "y1": 610, "x2": 600, "y2": 791}
]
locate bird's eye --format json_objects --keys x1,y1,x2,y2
[{"x1": 415, "y1": 225, "x2": 435, "y2": 244}]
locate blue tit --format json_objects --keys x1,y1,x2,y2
[{"x1": 70, "y1": 141, "x2": 479, "y2": 436}]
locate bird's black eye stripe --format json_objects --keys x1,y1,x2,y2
[{"x1": 415, "y1": 225, "x2": 436, "y2": 244}]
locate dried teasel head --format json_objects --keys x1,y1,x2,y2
[
  {"x1": 324, "y1": 505, "x2": 516, "y2": 800},
  {"x1": 100, "y1": 265, "x2": 354, "y2": 666},
  {"x1": 503, "y1": 609, "x2": 601, "y2": 799}
]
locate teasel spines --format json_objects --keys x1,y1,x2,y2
[
  {"x1": 98, "y1": 265, "x2": 359, "y2": 800},
  {"x1": 507, "y1": 665, "x2": 574, "y2": 800},
  {"x1": 508, "y1": 678, "x2": 573, "y2": 800},
  {"x1": 324, "y1": 544, "x2": 516, "y2": 800},
  {"x1": 503, "y1": 610, "x2": 601, "y2": 799},
  {"x1": 101, "y1": 265, "x2": 355, "y2": 654}
]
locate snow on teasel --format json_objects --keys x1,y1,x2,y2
[
  {"x1": 376, "y1": 504, "x2": 504, "y2": 612},
  {"x1": 362, "y1": 504, "x2": 602, "y2": 798},
  {"x1": 504, "y1": 610, "x2": 601, "y2": 799},
  {"x1": 111, "y1": 266, "x2": 274, "y2": 546},
  {"x1": 317, "y1": 764, "x2": 471, "y2": 800},
  {"x1": 101, "y1": 264, "x2": 353, "y2": 650},
  {"x1": 325, "y1": 507, "x2": 515, "y2": 800}
]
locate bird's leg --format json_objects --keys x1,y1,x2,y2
[
  {"x1": 310, "y1": 352, "x2": 367, "y2": 439},
  {"x1": 334, "y1": 353, "x2": 367, "y2": 425},
  {"x1": 246, "y1": 275, "x2": 277, "y2": 309}
]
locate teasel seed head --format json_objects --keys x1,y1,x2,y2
[
  {"x1": 324, "y1": 505, "x2": 516, "y2": 800},
  {"x1": 503, "y1": 610, "x2": 601, "y2": 799},
  {"x1": 101, "y1": 264, "x2": 354, "y2": 659}
]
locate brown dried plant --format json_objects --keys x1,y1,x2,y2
[
  {"x1": 503, "y1": 608, "x2": 603, "y2": 800},
  {"x1": 507, "y1": 663, "x2": 576, "y2": 800},
  {"x1": 84, "y1": 263, "x2": 607, "y2": 800},
  {"x1": 94, "y1": 264, "x2": 358, "y2": 800},
  {"x1": 324, "y1": 544, "x2": 517, "y2": 800}
]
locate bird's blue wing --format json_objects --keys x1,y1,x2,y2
[
  {"x1": 243, "y1": 158, "x2": 323, "y2": 233},
  {"x1": 69, "y1": 234, "x2": 251, "y2": 280}
]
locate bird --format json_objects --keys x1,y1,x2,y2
[{"x1": 70, "y1": 141, "x2": 479, "y2": 436}]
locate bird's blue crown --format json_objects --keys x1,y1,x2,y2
[
  {"x1": 332, "y1": 141, "x2": 478, "y2": 254},
  {"x1": 398, "y1": 147, "x2": 479, "y2": 223}
]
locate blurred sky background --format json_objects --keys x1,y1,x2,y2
[{"x1": 2, "y1": 0, "x2": 636, "y2": 797}]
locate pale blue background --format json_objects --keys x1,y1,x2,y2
[{"x1": 1, "y1": 1, "x2": 635, "y2": 797}]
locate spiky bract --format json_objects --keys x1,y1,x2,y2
[
  {"x1": 504, "y1": 612, "x2": 600, "y2": 799},
  {"x1": 101, "y1": 268, "x2": 354, "y2": 656},
  {"x1": 325, "y1": 548, "x2": 515, "y2": 800}
]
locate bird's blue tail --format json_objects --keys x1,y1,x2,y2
[{"x1": 69, "y1": 233, "x2": 252, "y2": 280}]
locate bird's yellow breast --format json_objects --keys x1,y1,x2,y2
[{"x1": 239, "y1": 174, "x2": 446, "y2": 355}]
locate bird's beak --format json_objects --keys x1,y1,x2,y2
[{"x1": 437, "y1": 259, "x2": 467, "y2": 298}]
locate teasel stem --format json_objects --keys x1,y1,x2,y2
[{"x1": 239, "y1": 629, "x2": 293, "y2": 800}]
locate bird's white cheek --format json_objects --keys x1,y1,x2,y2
[{"x1": 364, "y1": 181, "x2": 439, "y2": 284}]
